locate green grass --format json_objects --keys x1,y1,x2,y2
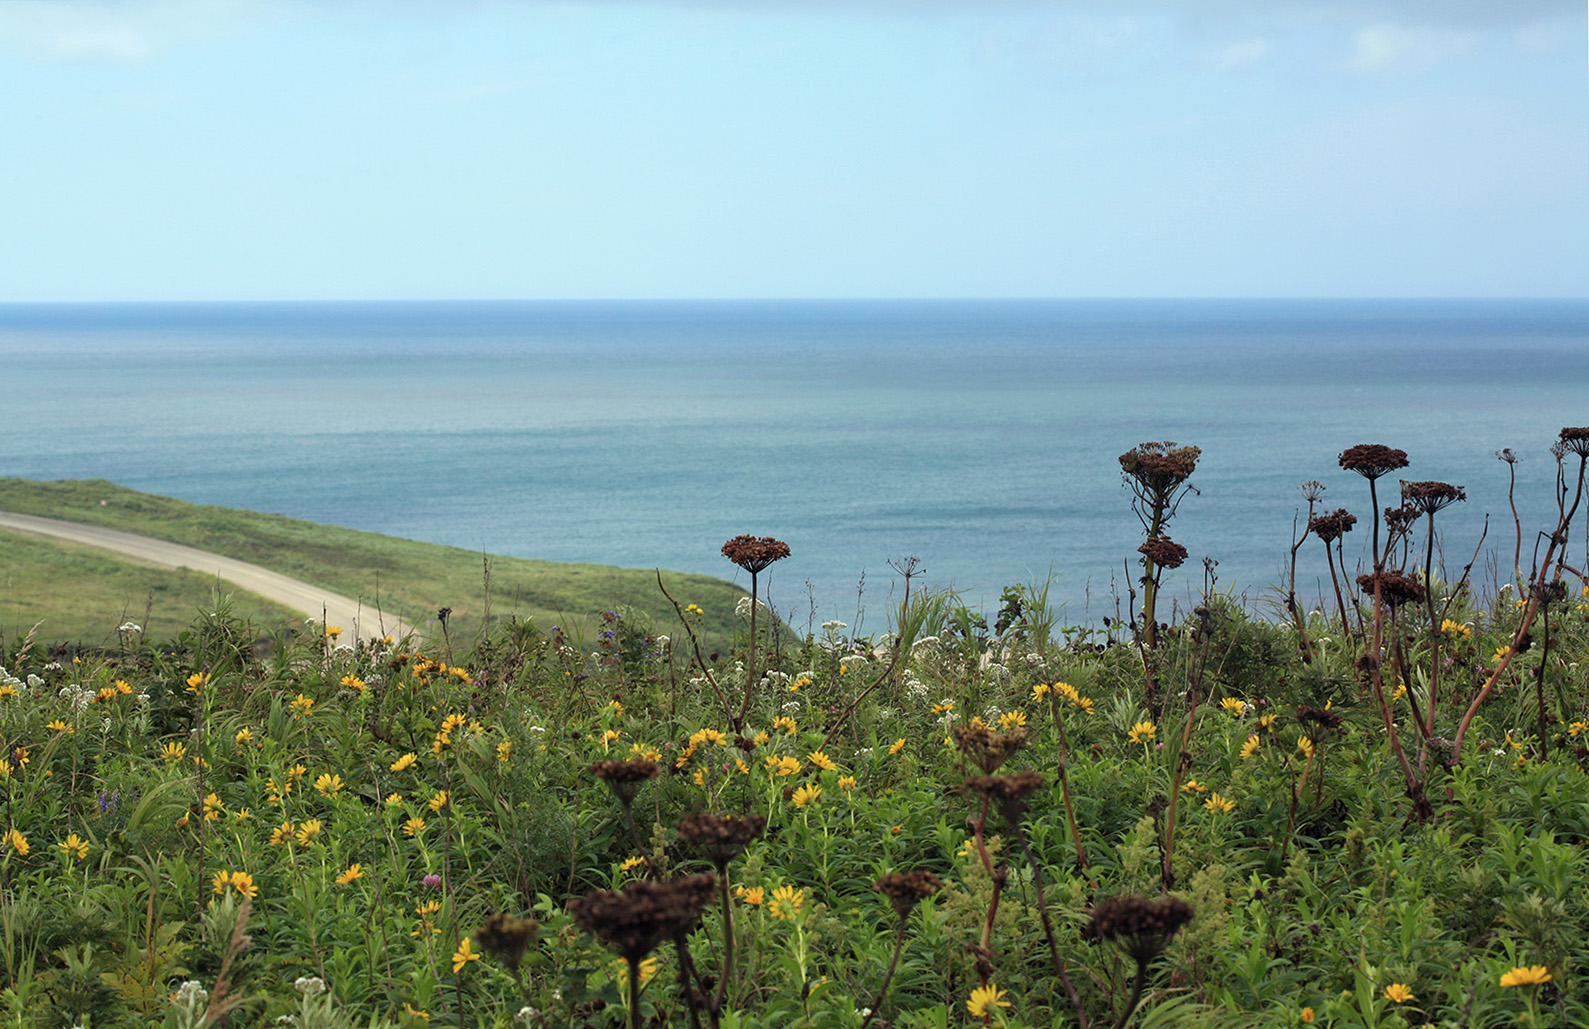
[
  {"x1": 0, "y1": 528, "x2": 301, "y2": 644},
  {"x1": 0, "y1": 478, "x2": 750, "y2": 649}
]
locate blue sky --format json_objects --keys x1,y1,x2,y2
[{"x1": 3, "y1": 0, "x2": 1585, "y2": 300}]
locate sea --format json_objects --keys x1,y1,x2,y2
[{"x1": 2, "y1": 299, "x2": 1586, "y2": 636}]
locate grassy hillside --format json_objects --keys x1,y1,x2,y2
[
  {"x1": 0, "y1": 478, "x2": 749, "y2": 649},
  {"x1": 0, "y1": 528, "x2": 301, "y2": 644}
]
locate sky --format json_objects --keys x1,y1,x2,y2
[{"x1": 2, "y1": 0, "x2": 1585, "y2": 301}]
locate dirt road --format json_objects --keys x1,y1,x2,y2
[{"x1": 0, "y1": 510, "x2": 412, "y2": 642}]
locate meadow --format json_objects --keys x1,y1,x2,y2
[{"x1": 0, "y1": 430, "x2": 1587, "y2": 1028}]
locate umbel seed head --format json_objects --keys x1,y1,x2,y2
[
  {"x1": 721, "y1": 535, "x2": 791, "y2": 574},
  {"x1": 1338, "y1": 444, "x2": 1409, "y2": 481},
  {"x1": 1082, "y1": 895, "x2": 1195, "y2": 965},
  {"x1": 1559, "y1": 427, "x2": 1589, "y2": 458},
  {"x1": 1119, "y1": 442, "x2": 1200, "y2": 492},
  {"x1": 591, "y1": 758, "x2": 660, "y2": 806},
  {"x1": 1308, "y1": 509, "x2": 1357, "y2": 543},
  {"x1": 473, "y1": 913, "x2": 539, "y2": 971},
  {"x1": 570, "y1": 874, "x2": 717, "y2": 961},
  {"x1": 1137, "y1": 536, "x2": 1188, "y2": 570},
  {"x1": 1356, "y1": 571, "x2": 1426, "y2": 609},
  {"x1": 1400, "y1": 481, "x2": 1465, "y2": 516},
  {"x1": 875, "y1": 870, "x2": 943, "y2": 919},
  {"x1": 675, "y1": 811, "x2": 767, "y2": 867}
]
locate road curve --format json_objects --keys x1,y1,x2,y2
[{"x1": 0, "y1": 510, "x2": 413, "y2": 642}]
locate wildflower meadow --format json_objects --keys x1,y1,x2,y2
[{"x1": 2, "y1": 430, "x2": 1589, "y2": 1028}]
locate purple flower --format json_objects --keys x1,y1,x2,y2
[{"x1": 423, "y1": 874, "x2": 442, "y2": 889}]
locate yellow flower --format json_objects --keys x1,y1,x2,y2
[
  {"x1": 496, "y1": 740, "x2": 512, "y2": 763},
  {"x1": 315, "y1": 773, "x2": 343, "y2": 797},
  {"x1": 1383, "y1": 983, "x2": 1414, "y2": 1004},
  {"x1": 235, "y1": 728, "x2": 254, "y2": 745},
  {"x1": 390, "y1": 753, "x2": 418, "y2": 772},
  {"x1": 161, "y1": 742, "x2": 187, "y2": 764},
  {"x1": 769, "y1": 884, "x2": 805, "y2": 920},
  {"x1": 967, "y1": 983, "x2": 1012, "y2": 1018},
  {"x1": 619, "y1": 856, "x2": 644, "y2": 871},
  {"x1": 212, "y1": 868, "x2": 233, "y2": 894},
  {"x1": 1390, "y1": 684, "x2": 1407, "y2": 702},
  {"x1": 737, "y1": 886, "x2": 764, "y2": 905},
  {"x1": 1440, "y1": 619, "x2": 1473, "y2": 640},
  {"x1": 807, "y1": 750, "x2": 837, "y2": 771},
  {"x1": 765, "y1": 755, "x2": 801, "y2": 777},
  {"x1": 1257, "y1": 713, "x2": 1277, "y2": 731},
  {"x1": 1499, "y1": 965, "x2": 1551, "y2": 987},
  {"x1": 772, "y1": 716, "x2": 798, "y2": 734},
  {"x1": 340, "y1": 675, "x2": 366, "y2": 694},
  {"x1": 6, "y1": 828, "x2": 33, "y2": 857},
  {"x1": 930, "y1": 701, "x2": 954, "y2": 715},
  {"x1": 386, "y1": 793, "x2": 404, "y2": 807},
  {"x1": 685, "y1": 603, "x2": 703, "y2": 617},
  {"x1": 1492, "y1": 646, "x2": 1511, "y2": 664},
  {"x1": 229, "y1": 870, "x2": 257, "y2": 898},
  {"x1": 403, "y1": 1003, "x2": 428, "y2": 1022},
  {"x1": 403, "y1": 816, "x2": 426, "y2": 838},
  {"x1": 427, "y1": 790, "x2": 449, "y2": 813},
  {"x1": 791, "y1": 784, "x2": 822, "y2": 808},
  {"x1": 1301, "y1": 1007, "x2": 1315, "y2": 1024},
  {"x1": 295, "y1": 818, "x2": 323, "y2": 845},
  {"x1": 290, "y1": 694, "x2": 315, "y2": 718},
  {"x1": 202, "y1": 793, "x2": 225, "y2": 821},
  {"x1": 890, "y1": 738, "x2": 907, "y2": 755},
  {"x1": 270, "y1": 820, "x2": 294, "y2": 846},
  {"x1": 692, "y1": 770, "x2": 707, "y2": 786},
  {"x1": 998, "y1": 710, "x2": 1027, "y2": 730},
  {"x1": 57, "y1": 834, "x2": 89, "y2": 861},
  {"x1": 0, "y1": 685, "x2": 15, "y2": 699},
  {"x1": 1031, "y1": 682, "x2": 1051, "y2": 699},
  {"x1": 1072, "y1": 696, "x2": 1095, "y2": 714},
  {"x1": 185, "y1": 672, "x2": 209, "y2": 694},
  {"x1": 752, "y1": 731, "x2": 770, "y2": 747},
  {"x1": 336, "y1": 863, "x2": 364, "y2": 885},
  {"x1": 1240, "y1": 735, "x2": 1261, "y2": 759},
  {"x1": 451, "y1": 937, "x2": 480, "y2": 974},
  {"x1": 1298, "y1": 736, "x2": 1316, "y2": 759},
  {"x1": 1182, "y1": 780, "x2": 1208, "y2": 793},
  {"x1": 1127, "y1": 721, "x2": 1157, "y2": 745},
  {"x1": 1204, "y1": 792, "x2": 1235, "y2": 813},
  {"x1": 1219, "y1": 697, "x2": 1248, "y2": 716},
  {"x1": 790, "y1": 677, "x2": 809, "y2": 692},
  {"x1": 837, "y1": 776, "x2": 857, "y2": 792},
  {"x1": 235, "y1": 808, "x2": 253, "y2": 822},
  {"x1": 613, "y1": 955, "x2": 661, "y2": 985},
  {"x1": 324, "y1": 624, "x2": 342, "y2": 639},
  {"x1": 47, "y1": 720, "x2": 72, "y2": 734}
]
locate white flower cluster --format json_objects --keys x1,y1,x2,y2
[
  {"x1": 0, "y1": 666, "x2": 23, "y2": 692},
  {"x1": 174, "y1": 980, "x2": 209, "y2": 1009},
  {"x1": 118, "y1": 621, "x2": 142, "y2": 634},
  {"x1": 58, "y1": 683, "x2": 93, "y2": 712},
  {"x1": 735, "y1": 596, "x2": 766, "y2": 618},
  {"x1": 294, "y1": 975, "x2": 328, "y2": 997},
  {"x1": 912, "y1": 635, "x2": 940, "y2": 651},
  {"x1": 903, "y1": 671, "x2": 930, "y2": 701},
  {"x1": 984, "y1": 662, "x2": 1010, "y2": 681}
]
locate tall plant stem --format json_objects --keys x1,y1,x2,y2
[
  {"x1": 1046, "y1": 696, "x2": 1090, "y2": 877},
  {"x1": 712, "y1": 871, "x2": 734, "y2": 1014},
  {"x1": 1161, "y1": 629, "x2": 1211, "y2": 889},
  {"x1": 1010, "y1": 820, "x2": 1091, "y2": 1029},
  {"x1": 735, "y1": 570, "x2": 760, "y2": 732},
  {"x1": 858, "y1": 918, "x2": 908, "y2": 1029}
]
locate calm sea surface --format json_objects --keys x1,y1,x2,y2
[{"x1": 3, "y1": 299, "x2": 1586, "y2": 633}]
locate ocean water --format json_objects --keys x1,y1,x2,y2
[{"x1": 3, "y1": 299, "x2": 1586, "y2": 633}]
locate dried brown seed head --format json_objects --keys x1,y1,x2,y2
[
  {"x1": 721, "y1": 536, "x2": 792, "y2": 574},
  {"x1": 1338, "y1": 444, "x2": 1409, "y2": 481}
]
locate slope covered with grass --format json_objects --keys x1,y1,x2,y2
[{"x1": 0, "y1": 479, "x2": 749, "y2": 649}]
